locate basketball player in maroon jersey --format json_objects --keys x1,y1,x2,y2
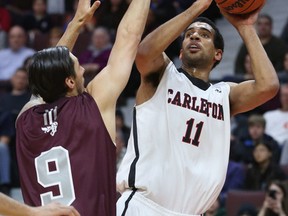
[
  {"x1": 0, "y1": 192, "x2": 80, "y2": 216},
  {"x1": 15, "y1": 0, "x2": 150, "y2": 215}
]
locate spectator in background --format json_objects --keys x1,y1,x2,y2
[
  {"x1": 223, "y1": 54, "x2": 254, "y2": 83},
  {"x1": 241, "y1": 54, "x2": 254, "y2": 80},
  {"x1": 30, "y1": 26, "x2": 64, "y2": 51},
  {"x1": 94, "y1": 0, "x2": 129, "y2": 34},
  {"x1": 244, "y1": 141, "x2": 286, "y2": 191},
  {"x1": 0, "y1": 67, "x2": 30, "y2": 189},
  {"x1": 264, "y1": 83, "x2": 288, "y2": 146},
  {"x1": 234, "y1": 114, "x2": 281, "y2": 164},
  {"x1": 258, "y1": 180, "x2": 288, "y2": 216},
  {"x1": 21, "y1": 0, "x2": 54, "y2": 35},
  {"x1": 235, "y1": 14, "x2": 288, "y2": 75},
  {"x1": 78, "y1": 26, "x2": 112, "y2": 86},
  {"x1": 46, "y1": 0, "x2": 65, "y2": 15},
  {"x1": 281, "y1": 18, "x2": 288, "y2": 47},
  {"x1": 278, "y1": 52, "x2": 288, "y2": 83},
  {"x1": 48, "y1": 27, "x2": 63, "y2": 47},
  {"x1": 4, "y1": 0, "x2": 33, "y2": 27},
  {"x1": 150, "y1": 0, "x2": 178, "y2": 26},
  {"x1": 0, "y1": 111, "x2": 14, "y2": 196},
  {"x1": 0, "y1": 68, "x2": 31, "y2": 118},
  {"x1": 0, "y1": 26, "x2": 35, "y2": 87}
]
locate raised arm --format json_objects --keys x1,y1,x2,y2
[
  {"x1": 135, "y1": 0, "x2": 212, "y2": 77},
  {"x1": 0, "y1": 193, "x2": 80, "y2": 216},
  {"x1": 17, "y1": 0, "x2": 100, "y2": 118},
  {"x1": 57, "y1": 0, "x2": 101, "y2": 50},
  {"x1": 222, "y1": 9, "x2": 279, "y2": 116},
  {"x1": 86, "y1": 0, "x2": 150, "y2": 141}
]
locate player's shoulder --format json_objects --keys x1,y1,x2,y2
[{"x1": 17, "y1": 96, "x2": 45, "y2": 121}]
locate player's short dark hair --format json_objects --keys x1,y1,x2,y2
[
  {"x1": 183, "y1": 17, "x2": 224, "y2": 68},
  {"x1": 28, "y1": 46, "x2": 76, "y2": 103}
]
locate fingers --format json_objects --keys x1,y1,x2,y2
[
  {"x1": 88, "y1": 0, "x2": 101, "y2": 16},
  {"x1": 70, "y1": 206, "x2": 80, "y2": 216},
  {"x1": 91, "y1": 0, "x2": 101, "y2": 12}
]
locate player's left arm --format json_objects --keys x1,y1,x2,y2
[
  {"x1": 222, "y1": 8, "x2": 279, "y2": 116},
  {"x1": 56, "y1": 0, "x2": 101, "y2": 50}
]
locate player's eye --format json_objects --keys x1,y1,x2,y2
[{"x1": 200, "y1": 33, "x2": 209, "y2": 38}]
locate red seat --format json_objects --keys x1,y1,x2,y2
[{"x1": 226, "y1": 190, "x2": 265, "y2": 216}]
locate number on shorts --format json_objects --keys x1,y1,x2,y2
[
  {"x1": 182, "y1": 118, "x2": 204, "y2": 146},
  {"x1": 35, "y1": 146, "x2": 75, "y2": 205}
]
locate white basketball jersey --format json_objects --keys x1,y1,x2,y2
[{"x1": 117, "y1": 62, "x2": 231, "y2": 214}]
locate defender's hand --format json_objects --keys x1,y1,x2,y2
[{"x1": 73, "y1": 0, "x2": 101, "y2": 25}]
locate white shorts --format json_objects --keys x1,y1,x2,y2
[{"x1": 117, "y1": 190, "x2": 202, "y2": 216}]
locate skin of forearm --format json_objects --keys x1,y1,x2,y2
[
  {"x1": 117, "y1": 0, "x2": 150, "y2": 40},
  {"x1": 56, "y1": 20, "x2": 82, "y2": 51},
  {"x1": 238, "y1": 25, "x2": 279, "y2": 92},
  {"x1": 0, "y1": 193, "x2": 34, "y2": 216}
]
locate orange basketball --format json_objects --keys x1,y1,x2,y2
[{"x1": 215, "y1": 0, "x2": 265, "y2": 14}]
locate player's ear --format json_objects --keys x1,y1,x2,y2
[
  {"x1": 214, "y1": 49, "x2": 222, "y2": 61},
  {"x1": 65, "y1": 76, "x2": 75, "y2": 89}
]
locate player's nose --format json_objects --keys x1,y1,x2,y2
[{"x1": 189, "y1": 32, "x2": 200, "y2": 40}]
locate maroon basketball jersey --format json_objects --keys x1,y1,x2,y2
[{"x1": 16, "y1": 92, "x2": 116, "y2": 216}]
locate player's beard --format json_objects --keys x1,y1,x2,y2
[
  {"x1": 75, "y1": 77, "x2": 85, "y2": 94},
  {"x1": 183, "y1": 49, "x2": 213, "y2": 70},
  {"x1": 183, "y1": 52, "x2": 205, "y2": 69}
]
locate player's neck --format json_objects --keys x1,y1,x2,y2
[
  {"x1": 66, "y1": 88, "x2": 79, "y2": 98},
  {"x1": 181, "y1": 66, "x2": 210, "y2": 82}
]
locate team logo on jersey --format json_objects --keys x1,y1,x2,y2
[
  {"x1": 167, "y1": 89, "x2": 225, "y2": 121},
  {"x1": 41, "y1": 106, "x2": 58, "y2": 136},
  {"x1": 215, "y1": 88, "x2": 222, "y2": 93}
]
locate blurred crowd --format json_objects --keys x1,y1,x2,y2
[{"x1": 0, "y1": 0, "x2": 288, "y2": 215}]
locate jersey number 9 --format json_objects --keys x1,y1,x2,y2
[{"x1": 35, "y1": 146, "x2": 76, "y2": 206}]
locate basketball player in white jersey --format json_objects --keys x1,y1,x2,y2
[{"x1": 116, "y1": 0, "x2": 279, "y2": 215}]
